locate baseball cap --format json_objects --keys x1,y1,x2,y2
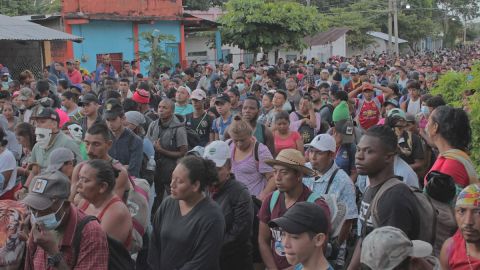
[
  {"x1": 66, "y1": 59, "x2": 75, "y2": 64},
  {"x1": 203, "y1": 140, "x2": 231, "y2": 167},
  {"x1": 103, "y1": 98, "x2": 124, "y2": 120},
  {"x1": 132, "y1": 89, "x2": 150, "y2": 104},
  {"x1": 19, "y1": 88, "x2": 34, "y2": 101},
  {"x1": 268, "y1": 202, "x2": 329, "y2": 234},
  {"x1": 358, "y1": 68, "x2": 368, "y2": 76},
  {"x1": 125, "y1": 111, "x2": 146, "y2": 127},
  {"x1": 405, "y1": 113, "x2": 416, "y2": 123},
  {"x1": 362, "y1": 82, "x2": 374, "y2": 91},
  {"x1": 349, "y1": 67, "x2": 359, "y2": 74},
  {"x1": 23, "y1": 170, "x2": 71, "y2": 210},
  {"x1": 46, "y1": 147, "x2": 75, "y2": 171},
  {"x1": 387, "y1": 108, "x2": 406, "y2": 120},
  {"x1": 78, "y1": 93, "x2": 99, "y2": 106},
  {"x1": 384, "y1": 99, "x2": 399, "y2": 108},
  {"x1": 305, "y1": 134, "x2": 336, "y2": 153},
  {"x1": 31, "y1": 107, "x2": 60, "y2": 123},
  {"x1": 335, "y1": 119, "x2": 354, "y2": 144},
  {"x1": 215, "y1": 93, "x2": 231, "y2": 104},
  {"x1": 191, "y1": 89, "x2": 207, "y2": 101},
  {"x1": 361, "y1": 226, "x2": 433, "y2": 270}
]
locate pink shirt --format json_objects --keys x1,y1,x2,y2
[{"x1": 274, "y1": 131, "x2": 301, "y2": 155}]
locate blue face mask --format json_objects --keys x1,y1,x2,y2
[
  {"x1": 236, "y1": 83, "x2": 245, "y2": 91},
  {"x1": 31, "y1": 201, "x2": 65, "y2": 231},
  {"x1": 421, "y1": 105, "x2": 430, "y2": 115},
  {"x1": 255, "y1": 75, "x2": 262, "y2": 81}
]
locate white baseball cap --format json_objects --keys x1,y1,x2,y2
[
  {"x1": 191, "y1": 89, "x2": 207, "y2": 100},
  {"x1": 305, "y1": 134, "x2": 336, "y2": 152},
  {"x1": 203, "y1": 140, "x2": 231, "y2": 167}
]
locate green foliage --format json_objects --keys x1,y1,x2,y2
[
  {"x1": 183, "y1": 0, "x2": 226, "y2": 11},
  {"x1": 137, "y1": 31, "x2": 176, "y2": 76},
  {"x1": 0, "y1": 0, "x2": 61, "y2": 16},
  {"x1": 218, "y1": 0, "x2": 323, "y2": 54},
  {"x1": 431, "y1": 63, "x2": 480, "y2": 170}
]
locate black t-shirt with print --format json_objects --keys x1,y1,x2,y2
[
  {"x1": 398, "y1": 131, "x2": 424, "y2": 165},
  {"x1": 358, "y1": 179, "x2": 420, "y2": 239},
  {"x1": 186, "y1": 112, "x2": 213, "y2": 147}
]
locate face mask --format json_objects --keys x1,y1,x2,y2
[
  {"x1": 255, "y1": 75, "x2": 262, "y2": 81},
  {"x1": 35, "y1": 127, "x2": 53, "y2": 149},
  {"x1": 421, "y1": 105, "x2": 430, "y2": 115},
  {"x1": 236, "y1": 83, "x2": 245, "y2": 91},
  {"x1": 31, "y1": 201, "x2": 65, "y2": 231},
  {"x1": 68, "y1": 124, "x2": 83, "y2": 142}
]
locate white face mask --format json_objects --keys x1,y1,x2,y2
[
  {"x1": 35, "y1": 127, "x2": 53, "y2": 149},
  {"x1": 67, "y1": 124, "x2": 83, "y2": 142}
]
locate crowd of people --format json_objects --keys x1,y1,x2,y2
[{"x1": 0, "y1": 46, "x2": 479, "y2": 270}]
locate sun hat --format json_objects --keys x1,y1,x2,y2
[{"x1": 265, "y1": 149, "x2": 315, "y2": 176}]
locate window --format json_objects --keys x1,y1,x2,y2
[{"x1": 188, "y1": 51, "x2": 207, "y2": 57}]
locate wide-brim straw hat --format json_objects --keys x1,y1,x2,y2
[{"x1": 265, "y1": 149, "x2": 315, "y2": 177}]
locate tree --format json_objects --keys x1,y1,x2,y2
[
  {"x1": 183, "y1": 0, "x2": 226, "y2": 11},
  {"x1": 137, "y1": 31, "x2": 176, "y2": 76},
  {"x1": 0, "y1": 0, "x2": 61, "y2": 16},
  {"x1": 218, "y1": 0, "x2": 323, "y2": 60}
]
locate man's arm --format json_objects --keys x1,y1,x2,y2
[
  {"x1": 258, "y1": 221, "x2": 278, "y2": 270},
  {"x1": 259, "y1": 172, "x2": 275, "y2": 201},
  {"x1": 127, "y1": 136, "x2": 144, "y2": 177},
  {"x1": 347, "y1": 238, "x2": 362, "y2": 270},
  {"x1": 154, "y1": 143, "x2": 188, "y2": 159}
]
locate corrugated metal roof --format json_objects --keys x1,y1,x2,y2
[
  {"x1": 304, "y1": 28, "x2": 350, "y2": 46},
  {"x1": 367, "y1": 31, "x2": 407, "y2": 43},
  {"x1": 0, "y1": 14, "x2": 83, "y2": 42}
]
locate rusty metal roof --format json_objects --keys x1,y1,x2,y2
[
  {"x1": 304, "y1": 28, "x2": 350, "y2": 46},
  {"x1": 0, "y1": 14, "x2": 83, "y2": 42}
]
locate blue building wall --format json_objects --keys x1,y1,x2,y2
[{"x1": 72, "y1": 20, "x2": 181, "y2": 76}]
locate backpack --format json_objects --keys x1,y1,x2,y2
[
  {"x1": 73, "y1": 216, "x2": 135, "y2": 270},
  {"x1": 127, "y1": 134, "x2": 154, "y2": 185},
  {"x1": 227, "y1": 139, "x2": 260, "y2": 168},
  {"x1": 0, "y1": 200, "x2": 28, "y2": 269},
  {"x1": 362, "y1": 178, "x2": 437, "y2": 244},
  {"x1": 294, "y1": 112, "x2": 316, "y2": 144},
  {"x1": 269, "y1": 190, "x2": 321, "y2": 213},
  {"x1": 355, "y1": 97, "x2": 382, "y2": 117}
]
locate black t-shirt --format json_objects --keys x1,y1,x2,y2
[
  {"x1": 186, "y1": 112, "x2": 213, "y2": 147},
  {"x1": 358, "y1": 180, "x2": 420, "y2": 239},
  {"x1": 398, "y1": 131, "x2": 424, "y2": 165}
]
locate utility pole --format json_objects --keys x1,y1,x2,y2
[
  {"x1": 393, "y1": 0, "x2": 399, "y2": 57},
  {"x1": 388, "y1": 0, "x2": 393, "y2": 57}
]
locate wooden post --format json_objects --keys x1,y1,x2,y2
[{"x1": 43, "y1": 41, "x2": 52, "y2": 66}]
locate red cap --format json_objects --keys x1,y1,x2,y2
[{"x1": 132, "y1": 89, "x2": 150, "y2": 104}]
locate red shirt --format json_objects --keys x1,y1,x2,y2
[
  {"x1": 258, "y1": 185, "x2": 331, "y2": 269},
  {"x1": 424, "y1": 156, "x2": 469, "y2": 187},
  {"x1": 356, "y1": 95, "x2": 384, "y2": 130},
  {"x1": 448, "y1": 230, "x2": 480, "y2": 269},
  {"x1": 68, "y1": 69, "x2": 82, "y2": 84},
  {"x1": 24, "y1": 205, "x2": 109, "y2": 270},
  {"x1": 274, "y1": 131, "x2": 301, "y2": 155}
]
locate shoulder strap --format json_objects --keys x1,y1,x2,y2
[
  {"x1": 72, "y1": 216, "x2": 99, "y2": 266},
  {"x1": 355, "y1": 98, "x2": 365, "y2": 116},
  {"x1": 254, "y1": 141, "x2": 260, "y2": 162},
  {"x1": 261, "y1": 123, "x2": 266, "y2": 143},
  {"x1": 97, "y1": 196, "x2": 123, "y2": 221},
  {"x1": 269, "y1": 190, "x2": 281, "y2": 213},
  {"x1": 306, "y1": 192, "x2": 321, "y2": 203},
  {"x1": 195, "y1": 112, "x2": 208, "y2": 132},
  {"x1": 325, "y1": 168, "x2": 340, "y2": 194},
  {"x1": 373, "y1": 97, "x2": 382, "y2": 111}
]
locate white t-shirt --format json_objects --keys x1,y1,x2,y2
[
  {"x1": 0, "y1": 149, "x2": 17, "y2": 196},
  {"x1": 407, "y1": 98, "x2": 421, "y2": 116}
]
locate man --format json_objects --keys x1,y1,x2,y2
[
  {"x1": 234, "y1": 76, "x2": 248, "y2": 101},
  {"x1": 36, "y1": 80, "x2": 61, "y2": 108},
  {"x1": 66, "y1": 59, "x2": 82, "y2": 84},
  {"x1": 258, "y1": 149, "x2": 330, "y2": 270},
  {"x1": 174, "y1": 86, "x2": 193, "y2": 116},
  {"x1": 78, "y1": 93, "x2": 103, "y2": 135},
  {"x1": 362, "y1": 226, "x2": 438, "y2": 270},
  {"x1": 203, "y1": 141, "x2": 254, "y2": 270},
  {"x1": 303, "y1": 134, "x2": 358, "y2": 268},
  {"x1": 344, "y1": 68, "x2": 361, "y2": 93},
  {"x1": 440, "y1": 184, "x2": 480, "y2": 269},
  {"x1": 119, "y1": 60, "x2": 136, "y2": 83},
  {"x1": 269, "y1": 202, "x2": 333, "y2": 270},
  {"x1": 46, "y1": 147, "x2": 76, "y2": 179},
  {"x1": 18, "y1": 88, "x2": 41, "y2": 124},
  {"x1": 118, "y1": 78, "x2": 133, "y2": 102},
  {"x1": 61, "y1": 90, "x2": 82, "y2": 121},
  {"x1": 401, "y1": 80, "x2": 422, "y2": 115},
  {"x1": 70, "y1": 123, "x2": 130, "y2": 203},
  {"x1": 212, "y1": 93, "x2": 233, "y2": 141},
  {"x1": 349, "y1": 82, "x2": 392, "y2": 131},
  {"x1": 227, "y1": 87, "x2": 242, "y2": 116},
  {"x1": 266, "y1": 90, "x2": 288, "y2": 128},
  {"x1": 258, "y1": 92, "x2": 274, "y2": 125},
  {"x1": 25, "y1": 108, "x2": 82, "y2": 187},
  {"x1": 23, "y1": 170, "x2": 108, "y2": 270},
  {"x1": 347, "y1": 125, "x2": 420, "y2": 270},
  {"x1": 146, "y1": 99, "x2": 188, "y2": 207},
  {"x1": 315, "y1": 69, "x2": 332, "y2": 87},
  {"x1": 184, "y1": 68, "x2": 198, "y2": 90},
  {"x1": 103, "y1": 98, "x2": 143, "y2": 177},
  {"x1": 285, "y1": 76, "x2": 302, "y2": 110},
  {"x1": 197, "y1": 64, "x2": 217, "y2": 92},
  {"x1": 95, "y1": 54, "x2": 118, "y2": 83},
  {"x1": 185, "y1": 89, "x2": 212, "y2": 146},
  {"x1": 132, "y1": 89, "x2": 157, "y2": 131}
]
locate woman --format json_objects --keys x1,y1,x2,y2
[
  {"x1": 1, "y1": 101, "x2": 18, "y2": 132},
  {"x1": 424, "y1": 105, "x2": 478, "y2": 191},
  {"x1": 148, "y1": 156, "x2": 225, "y2": 270},
  {"x1": 229, "y1": 115, "x2": 274, "y2": 199},
  {"x1": 77, "y1": 159, "x2": 133, "y2": 248},
  {"x1": 0, "y1": 127, "x2": 18, "y2": 200},
  {"x1": 14, "y1": 123, "x2": 35, "y2": 185},
  {"x1": 273, "y1": 111, "x2": 303, "y2": 156}
]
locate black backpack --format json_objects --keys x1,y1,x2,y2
[{"x1": 73, "y1": 216, "x2": 135, "y2": 270}]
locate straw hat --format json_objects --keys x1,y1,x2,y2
[{"x1": 265, "y1": 149, "x2": 315, "y2": 176}]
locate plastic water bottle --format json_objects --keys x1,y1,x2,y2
[{"x1": 146, "y1": 156, "x2": 156, "y2": 171}]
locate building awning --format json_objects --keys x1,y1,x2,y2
[
  {"x1": 367, "y1": 31, "x2": 408, "y2": 44},
  {"x1": 0, "y1": 14, "x2": 83, "y2": 42}
]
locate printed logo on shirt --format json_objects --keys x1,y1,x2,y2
[
  {"x1": 358, "y1": 201, "x2": 374, "y2": 231},
  {"x1": 271, "y1": 228, "x2": 285, "y2": 257}
]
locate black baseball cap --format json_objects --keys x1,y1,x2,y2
[
  {"x1": 215, "y1": 93, "x2": 231, "y2": 104},
  {"x1": 269, "y1": 202, "x2": 329, "y2": 234},
  {"x1": 78, "y1": 93, "x2": 99, "y2": 106},
  {"x1": 31, "y1": 107, "x2": 60, "y2": 123},
  {"x1": 103, "y1": 98, "x2": 124, "y2": 120}
]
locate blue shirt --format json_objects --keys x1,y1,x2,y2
[
  {"x1": 174, "y1": 104, "x2": 194, "y2": 116},
  {"x1": 295, "y1": 263, "x2": 335, "y2": 270},
  {"x1": 303, "y1": 162, "x2": 358, "y2": 220},
  {"x1": 212, "y1": 114, "x2": 233, "y2": 141},
  {"x1": 335, "y1": 143, "x2": 356, "y2": 176}
]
